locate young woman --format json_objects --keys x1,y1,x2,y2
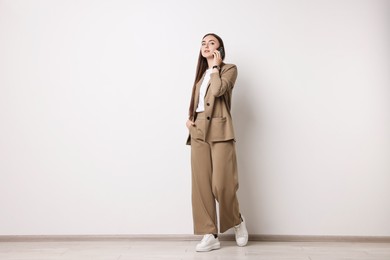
[{"x1": 186, "y1": 33, "x2": 248, "y2": 252}]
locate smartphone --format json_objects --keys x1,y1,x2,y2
[{"x1": 218, "y1": 46, "x2": 225, "y2": 58}]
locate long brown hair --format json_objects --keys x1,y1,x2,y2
[{"x1": 188, "y1": 33, "x2": 226, "y2": 119}]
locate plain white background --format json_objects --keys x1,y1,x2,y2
[{"x1": 0, "y1": 0, "x2": 389, "y2": 236}]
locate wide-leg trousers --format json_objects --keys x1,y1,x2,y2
[{"x1": 190, "y1": 130, "x2": 241, "y2": 234}]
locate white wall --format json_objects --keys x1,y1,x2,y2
[{"x1": 0, "y1": 0, "x2": 389, "y2": 236}]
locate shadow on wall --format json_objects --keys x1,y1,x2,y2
[{"x1": 233, "y1": 75, "x2": 267, "y2": 234}]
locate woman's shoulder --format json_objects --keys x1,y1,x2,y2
[
  {"x1": 222, "y1": 63, "x2": 237, "y2": 70},
  {"x1": 221, "y1": 63, "x2": 237, "y2": 74}
]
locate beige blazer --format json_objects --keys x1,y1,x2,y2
[{"x1": 186, "y1": 63, "x2": 238, "y2": 145}]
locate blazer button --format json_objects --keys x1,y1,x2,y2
[
  {"x1": 207, "y1": 103, "x2": 210, "y2": 106},
  {"x1": 207, "y1": 116, "x2": 210, "y2": 120}
]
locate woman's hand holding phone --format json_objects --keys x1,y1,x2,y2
[{"x1": 212, "y1": 47, "x2": 223, "y2": 69}]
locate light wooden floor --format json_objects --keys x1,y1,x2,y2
[{"x1": 1, "y1": 239, "x2": 390, "y2": 260}]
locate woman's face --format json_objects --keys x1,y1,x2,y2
[{"x1": 201, "y1": 35, "x2": 220, "y2": 58}]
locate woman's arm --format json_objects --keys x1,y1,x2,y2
[{"x1": 208, "y1": 65, "x2": 238, "y2": 97}]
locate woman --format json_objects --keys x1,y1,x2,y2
[{"x1": 186, "y1": 33, "x2": 248, "y2": 252}]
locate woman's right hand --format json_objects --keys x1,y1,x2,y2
[{"x1": 186, "y1": 119, "x2": 195, "y2": 130}]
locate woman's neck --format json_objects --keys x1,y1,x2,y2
[{"x1": 207, "y1": 57, "x2": 214, "y2": 69}]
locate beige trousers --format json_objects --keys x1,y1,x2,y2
[{"x1": 190, "y1": 127, "x2": 241, "y2": 234}]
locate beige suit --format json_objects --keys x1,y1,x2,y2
[
  {"x1": 187, "y1": 63, "x2": 241, "y2": 234},
  {"x1": 186, "y1": 63, "x2": 237, "y2": 145}
]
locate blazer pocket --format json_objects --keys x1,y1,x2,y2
[
  {"x1": 208, "y1": 117, "x2": 228, "y2": 140},
  {"x1": 213, "y1": 117, "x2": 227, "y2": 122}
]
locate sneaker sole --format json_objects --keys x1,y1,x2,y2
[
  {"x1": 237, "y1": 240, "x2": 248, "y2": 247},
  {"x1": 196, "y1": 242, "x2": 221, "y2": 252}
]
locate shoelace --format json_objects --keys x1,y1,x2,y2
[
  {"x1": 234, "y1": 223, "x2": 239, "y2": 230},
  {"x1": 234, "y1": 223, "x2": 244, "y2": 236},
  {"x1": 201, "y1": 234, "x2": 213, "y2": 243}
]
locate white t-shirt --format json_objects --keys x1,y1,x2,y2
[{"x1": 196, "y1": 69, "x2": 212, "y2": 112}]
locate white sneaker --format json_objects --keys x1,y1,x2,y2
[
  {"x1": 195, "y1": 234, "x2": 220, "y2": 252},
  {"x1": 234, "y1": 215, "x2": 248, "y2": 247}
]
